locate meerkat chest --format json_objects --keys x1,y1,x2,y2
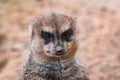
[
  {"x1": 27, "y1": 59, "x2": 78, "y2": 80},
  {"x1": 38, "y1": 62, "x2": 62, "y2": 80}
]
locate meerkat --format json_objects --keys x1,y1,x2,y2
[{"x1": 20, "y1": 13, "x2": 89, "y2": 80}]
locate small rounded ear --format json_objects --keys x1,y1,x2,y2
[
  {"x1": 72, "y1": 17, "x2": 80, "y2": 42},
  {"x1": 29, "y1": 22, "x2": 34, "y2": 40}
]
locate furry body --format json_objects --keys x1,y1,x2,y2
[
  {"x1": 20, "y1": 13, "x2": 89, "y2": 80},
  {"x1": 21, "y1": 53, "x2": 88, "y2": 80}
]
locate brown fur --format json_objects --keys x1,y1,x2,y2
[{"x1": 20, "y1": 13, "x2": 89, "y2": 80}]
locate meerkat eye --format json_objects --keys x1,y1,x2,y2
[
  {"x1": 62, "y1": 28, "x2": 73, "y2": 42},
  {"x1": 41, "y1": 31, "x2": 54, "y2": 44}
]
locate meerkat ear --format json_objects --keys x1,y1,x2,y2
[
  {"x1": 72, "y1": 17, "x2": 80, "y2": 42},
  {"x1": 29, "y1": 23, "x2": 34, "y2": 40}
]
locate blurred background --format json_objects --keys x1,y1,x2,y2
[{"x1": 0, "y1": 0, "x2": 120, "y2": 80}]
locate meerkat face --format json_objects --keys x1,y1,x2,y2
[
  {"x1": 31, "y1": 13, "x2": 77, "y2": 59},
  {"x1": 41, "y1": 27, "x2": 74, "y2": 56}
]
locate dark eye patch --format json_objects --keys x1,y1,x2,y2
[
  {"x1": 62, "y1": 28, "x2": 73, "y2": 42},
  {"x1": 41, "y1": 31, "x2": 54, "y2": 44}
]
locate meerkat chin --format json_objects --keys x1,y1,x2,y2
[{"x1": 20, "y1": 13, "x2": 89, "y2": 80}]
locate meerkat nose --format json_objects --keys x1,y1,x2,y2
[
  {"x1": 56, "y1": 50, "x2": 64, "y2": 55},
  {"x1": 55, "y1": 46, "x2": 64, "y2": 55}
]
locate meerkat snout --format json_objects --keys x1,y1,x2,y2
[{"x1": 55, "y1": 45, "x2": 64, "y2": 55}]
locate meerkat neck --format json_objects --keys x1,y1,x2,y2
[{"x1": 26, "y1": 53, "x2": 78, "y2": 79}]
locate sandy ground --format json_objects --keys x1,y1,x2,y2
[{"x1": 0, "y1": 0, "x2": 120, "y2": 80}]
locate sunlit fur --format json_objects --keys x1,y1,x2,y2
[
  {"x1": 30, "y1": 13, "x2": 77, "y2": 60},
  {"x1": 21, "y1": 13, "x2": 89, "y2": 80}
]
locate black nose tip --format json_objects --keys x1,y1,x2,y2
[{"x1": 56, "y1": 50, "x2": 64, "y2": 55}]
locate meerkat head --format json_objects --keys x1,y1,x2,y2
[{"x1": 30, "y1": 13, "x2": 78, "y2": 60}]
